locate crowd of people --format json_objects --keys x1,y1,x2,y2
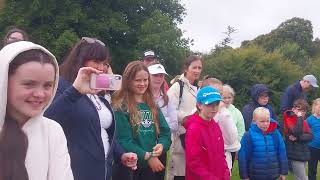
[{"x1": 0, "y1": 27, "x2": 320, "y2": 180}]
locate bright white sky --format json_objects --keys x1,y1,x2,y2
[{"x1": 179, "y1": 0, "x2": 320, "y2": 53}]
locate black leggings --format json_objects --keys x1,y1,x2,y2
[
  {"x1": 113, "y1": 153, "x2": 166, "y2": 180},
  {"x1": 174, "y1": 176, "x2": 185, "y2": 180}
]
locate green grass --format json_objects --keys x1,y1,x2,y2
[
  {"x1": 166, "y1": 153, "x2": 320, "y2": 179},
  {"x1": 231, "y1": 160, "x2": 320, "y2": 179}
]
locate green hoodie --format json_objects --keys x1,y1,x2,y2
[
  {"x1": 115, "y1": 102, "x2": 171, "y2": 167},
  {"x1": 226, "y1": 104, "x2": 245, "y2": 141}
]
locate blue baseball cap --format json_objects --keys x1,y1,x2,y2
[{"x1": 196, "y1": 86, "x2": 222, "y2": 105}]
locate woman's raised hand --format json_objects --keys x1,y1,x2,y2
[{"x1": 73, "y1": 67, "x2": 102, "y2": 94}]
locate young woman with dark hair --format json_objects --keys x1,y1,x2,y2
[
  {"x1": 45, "y1": 37, "x2": 137, "y2": 180},
  {"x1": 0, "y1": 41, "x2": 73, "y2": 180}
]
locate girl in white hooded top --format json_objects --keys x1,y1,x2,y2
[
  {"x1": 148, "y1": 63, "x2": 178, "y2": 133},
  {"x1": 0, "y1": 41, "x2": 73, "y2": 180}
]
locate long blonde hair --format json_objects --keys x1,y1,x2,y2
[{"x1": 112, "y1": 61, "x2": 160, "y2": 136}]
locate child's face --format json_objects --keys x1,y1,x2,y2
[
  {"x1": 7, "y1": 61, "x2": 55, "y2": 123},
  {"x1": 313, "y1": 103, "x2": 320, "y2": 115},
  {"x1": 254, "y1": 114, "x2": 270, "y2": 132},
  {"x1": 292, "y1": 107, "x2": 307, "y2": 117},
  {"x1": 130, "y1": 70, "x2": 149, "y2": 96},
  {"x1": 257, "y1": 92, "x2": 269, "y2": 106},
  {"x1": 222, "y1": 92, "x2": 233, "y2": 107},
  {"x1": 198, "y1": 101, "x2": 220, "y2": 120},
  {"x1": 150, "y1": 73, "x2": 165, "y2": 90}
]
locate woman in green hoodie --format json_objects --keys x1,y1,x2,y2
[{"x1": 112, "y1": 61, "x2": 171, "y2": 180}]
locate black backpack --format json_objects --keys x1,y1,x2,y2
[
  {"x1": 176, "y1": 80, "x2": 187, "y2": 149},
  {"x1": 177, "y1": 79, "x2": 184, "y2": 108}
]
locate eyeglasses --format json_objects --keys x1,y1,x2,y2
[{"x1": 81, "y1": 37, "x2": 105, "y2": 46}]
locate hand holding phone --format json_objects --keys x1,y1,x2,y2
[
  {"x1": 90, "y1": 74, "x2": 122, "y2": 91},
  {"x1": 73, "y1": 67, "x2": 102, "y2": 94}
]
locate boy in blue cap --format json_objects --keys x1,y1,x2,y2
[{"x1": 184, "y1": 86, "x2": 230, "y2": 180}]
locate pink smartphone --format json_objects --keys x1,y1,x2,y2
[{"x1": 90, "y1": 74, "x2": 122, "y2": 90}]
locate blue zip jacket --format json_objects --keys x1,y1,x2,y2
[
  {"x1": 307, "y1": 115, "x2": 320, "y2": 149},
  {"x1": 242, "y1": 84, "x2": 277, "y2": 131},
  {"x1": 45, "y1": 77, "x2": 125, "y2": 180},
  {"x1": 238, "y1": 121, "x2": 288, "y2": 180}
]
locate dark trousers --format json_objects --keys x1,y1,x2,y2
[
  {"x1": 308, "y1": 146, "x2": 320, "y2": 180},
  {"x1": 113, "y1": 153, "x2": 166, "y2": 180},
  {"x1": 174, "y1": 176, "x2": 185, "y2": 180},
  {"x1": 231, "y1": 151, "x2": 236, "y2": 172}
]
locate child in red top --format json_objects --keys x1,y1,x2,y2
[
  {"x1": 184, "y1": 86, "x2": 230, "y2": 180},
  {"x1": 283, "y1": 99, "x2": 313, "y2": 180}
]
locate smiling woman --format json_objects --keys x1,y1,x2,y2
[
  {"x1": 0, "y1": 41, "x2": 73, "y2": 180},
  {"x1": 112, "y1": 61, "x2": 171, "y2": 180},
  {"x1": 7, "y1": 57, "x2": 55, "y2": 125}
]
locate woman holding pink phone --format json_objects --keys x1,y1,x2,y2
[{"x1": 45, "y1": 37, "x2": 137, "y2": 180}]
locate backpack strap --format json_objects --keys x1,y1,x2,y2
[{"x1": 177, "y1": 80, "x2": 184, "y2": 108}]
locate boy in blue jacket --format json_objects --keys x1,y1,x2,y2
[{"x1": 238, "y1": 107, "x2": 288, "y2": 180}]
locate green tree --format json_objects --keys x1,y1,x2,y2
[
  {"x1": 274, "y1": 42, "x2": 309, "y2": 67},
  {"x1": 203, "y1": 46, "x2": 302, "y2": 113},
  {"x1": 135, "y1": 10, "x2": 190, "y2": 75},
  {"x1": 242, "y1": 17, "x2": 314, "y2": 60},
  {"x1": 0, "y1": 0, "x2": 190, "y2": 74}
]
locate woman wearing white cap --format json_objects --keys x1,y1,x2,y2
[{"x1": 148, "y1": 63, "x2": 178, "y2": 133}]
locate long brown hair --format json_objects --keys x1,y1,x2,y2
[
  {"x1": 0, "y1": 49, "x2": 55, "y2": 180},
  {"x1": 59, "y1": 38, "x2": 109, "y2": 83},
  {"x1": 112, "y1": 61, "x2": 160, "y2": 136}
]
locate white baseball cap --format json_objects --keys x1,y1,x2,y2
[
  {"x1": 303, "y1": 74, "x2": 319, "y2": 88},
  {"x1": 144, "y1": 50, "x2": 155, "y2": 57},
  {"x1": 148, "y1": 64, "x2": 168, "y2": 75}
]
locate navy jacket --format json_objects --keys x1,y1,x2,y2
[
  {"x1": 242, "y1": 84, "x2": 277, "y2": 131},
  {"x1": 45, "y1": 77, "x2": 125, "y2": 180},
  {"x1": 280, "y1": 81, "x2": 306, "y2": 113},
  {"x1": 238, "y1": 121, "x2": 288, "y2": 180}
]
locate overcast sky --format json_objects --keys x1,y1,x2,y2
[{"x1": 179, "y1": 0, "x2": 320, "y2": 53}]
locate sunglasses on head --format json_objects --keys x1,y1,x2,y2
[{"x1": 81, "y1": 37, "x2": 105, "y2": 46}]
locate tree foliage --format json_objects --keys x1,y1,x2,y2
[
  {"x1": 1, "y1": 3, "x2": 320, "y2": 114},
  {"x1": 203, "y1": 46, "x2": 302, "y2": 113},
  {"x1": 203, "y1": 17, "x2": 320, "y2": 115},
  {"x1": 0, "y1": 0, "x2": 190, "y2": 74}
]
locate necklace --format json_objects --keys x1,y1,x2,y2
[{"x1": 90, "y1": 95, "x2": 102, "y2": 111}]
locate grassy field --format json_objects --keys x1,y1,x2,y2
[{"x1": 231, "y1": 160, "x2": 320, "y2": 180}]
